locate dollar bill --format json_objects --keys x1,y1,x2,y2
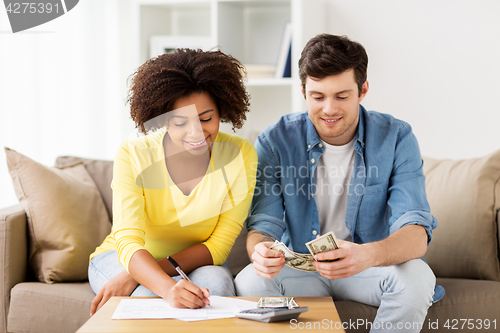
[
  {"x1": 270, "y1": 240, "x2": 316, "y2": 272},
  {"x1": 289, "y1": 298, "x2": 298, "y2": 308},
  {"x1": 305, "y1": 231, "x2": 339, "y2": 257},
  {"x1": 257, "y1": 297, "x2": 298, "y2": 308}
]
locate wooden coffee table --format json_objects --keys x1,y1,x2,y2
[{"x1": 76, "y1": 297, "x2": 346, "y2": 332}]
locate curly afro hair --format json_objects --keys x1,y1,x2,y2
[{"x1": 127, "y1": 48, "x2": 250, "y2": 134}]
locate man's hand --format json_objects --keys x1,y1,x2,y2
[
  {"x1": 312, "y1": 239, "x2": 374, "y2": 280},
  {"x1": 90, "y1": 270, "x2": 138, "y2": 315},
  {"x1": 312, "y1": 225, "x2": 428, "y2": 279},
  {"x1": 165, "y1": 279, "x2": 210, "y2": 309},
  {"x1": 251, "y1": 241, "x2": 285, "y2": 279}
]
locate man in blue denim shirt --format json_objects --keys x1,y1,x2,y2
[{"x1": 235, "y1": 34, "x2": 442, "y2": 332}]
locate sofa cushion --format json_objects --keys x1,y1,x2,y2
[
  {"x1": 0, "y1": 205, "x2": 28, "y2": 332},
  {"x1": 5, "y1": 148, "x2": 111, "y2": 283},
  {"x1": 422, "y1": 151, "x2": 500, "y2": 281},
  {"x1": 55, "y1": 156, "x2": 114, "y2": 222},
  {"x1": 7, "y1": 282, "x2": 93, "y2": 333},
  {"x1": 226, "y1": 223, "x2": 251, "y2": 276}
]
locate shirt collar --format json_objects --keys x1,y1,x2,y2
[
  {"x1": 306, "y1": 114, "x2": 322, "y2": 152},
  {"x1": 356, "y1": 104, "x2": 366, "y2": 149}
]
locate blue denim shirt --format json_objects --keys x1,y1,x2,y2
[{"x1": 247, "y1": 105, "x2": 444, "y2": 302}]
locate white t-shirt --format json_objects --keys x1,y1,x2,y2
[{"x1": 314, "y1": 138, "x2": 355, "y2": 241}]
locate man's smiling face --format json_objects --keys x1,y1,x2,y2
[{"x1": 304, "y1": 69, "x2": 368, "y2": 146}]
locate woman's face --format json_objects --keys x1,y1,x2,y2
[{"x1": 166, "y1": 91, "x2": 220, "y2": 155}]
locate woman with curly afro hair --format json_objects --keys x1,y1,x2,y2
[{"x1": 88, "y1": 49, "x2": 257, "y2": 313}]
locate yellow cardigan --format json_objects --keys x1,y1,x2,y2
[{"x1": 90, "y1": 129, "x2": 257, "y2": 272}]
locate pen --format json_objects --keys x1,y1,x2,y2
[
  {"x1": 166, "y1": 256, "x2": 192, "y2": 282},
  {"x1": 167, "y1": 256, "x2": 210, "y2": 306}
]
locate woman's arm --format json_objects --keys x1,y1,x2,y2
[
  {"x1": 157, "y1": 243, "x2": 213, "y2": 275},
  {"x1": 90, "y1": 244, "x2": 213, "y2": 315},
  {"x1": 128, "y1": 249, "x2": 210, "y2": 308}
]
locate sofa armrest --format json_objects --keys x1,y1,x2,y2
[{"x1": 0, "y1": 205, "x2": 28, "y2": 333}]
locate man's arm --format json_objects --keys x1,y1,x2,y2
[
  {"x1": 242, "y1": 133, "x2": 289, "y2": 279},
  {"x1": 245, "y1": 134, "x2": 288, "y2": 241},
  {"x1": 247, "y1": 230, "x2": 285, "y2": 279},
  {"x1": 246, "y1": 230, "x2": 276, "y2": 257},
  {"x1": 313, "y1": 224, "x2": 427, "y2": 279},
  {"x1": 366, "y1": 224, "x2": 428, "y2": 266}
]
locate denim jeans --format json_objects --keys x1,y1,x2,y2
[
  {"x1": 89, "y1": 250, "x2": 235, "y2": 297},
  {"x1": 235, "y1": 259, "x2": 435, "y2": 333}
]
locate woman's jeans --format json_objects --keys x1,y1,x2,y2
[{"x1": 89, "y1": 250, "x2": 235, "y2": 297}]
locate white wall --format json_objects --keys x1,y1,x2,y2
[
  {"x1": 324, "y1": 0, "x2": 500, "y2": 159},
  {"x1": 0, "y1": 0, "x2": 136, "y2": 207}
]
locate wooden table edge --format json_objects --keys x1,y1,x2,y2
[{"x1": 76, "y1": 296, "x2": 346, "y2": 333}]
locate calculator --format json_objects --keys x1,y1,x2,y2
[{"x1": 236, "y1": 307, "x2": 308, "y2": 323}]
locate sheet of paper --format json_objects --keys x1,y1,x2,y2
[
  {"x1": 178, "y1": 296, "x2": 258, "y2": 322},
  {"x1": 112, "y1": 296, "x2": 257, "y2": 321}
]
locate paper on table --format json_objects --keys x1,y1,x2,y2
[
  {"x1": 111, "y1": 296, "x2": 257, "y2": 321},
  {"x1": 177, "y1": 297, "x2": 258, "y2": 322}
]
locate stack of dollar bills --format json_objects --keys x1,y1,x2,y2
[
  {"x1": 257, "y1": 297, "x2": 298, "y2": 308},
  {"x1": 269, "y1": 231, "x2": 339, "y2": 272}
]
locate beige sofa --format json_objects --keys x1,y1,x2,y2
[{"x1": 1, "y1": 151, "x2": 500, "y2": 333}]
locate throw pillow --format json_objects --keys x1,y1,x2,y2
[
  {"x1": 55, "y1": 156, "x2": 114, "y2": 222},
  {"x1": 422, "y1": 150, "x2": 500, "y2": 281},
  {"x1": 5, "y1": 148, "x2": 111, "y2": 283}
]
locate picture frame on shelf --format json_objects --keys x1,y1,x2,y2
[{"x1": 149, "y1": 36, "x2": 214, "y2": 59}]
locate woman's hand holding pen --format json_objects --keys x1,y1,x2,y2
[
  {"x1": 164, "y1": 256, "x2": 210, "y2": 308},
  {"x1": 165, "y1": 280, "x2": 210, "y2": 309}
]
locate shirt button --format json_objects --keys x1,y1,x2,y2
[
  {"x1": 319, "y1": 143, "x2": 323, "y2": 148},
  {"x1": 312, "y1": 230, "x2": 318, "y2": 235},
  {"x1": 308, "y1": 144, "x2": 311, "y2": 149},
  {"x1": 311, "y1": 158, "x2": 315, "y2": 163}
]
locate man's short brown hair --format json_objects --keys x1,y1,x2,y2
[{"x1": 299, "y1": 34, "x2": 368, "y2": 96}]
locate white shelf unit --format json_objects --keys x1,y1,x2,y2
[{"x1": 132, "y1": 0, "x2": 326, "y2": 140}]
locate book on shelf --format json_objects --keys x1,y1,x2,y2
[
  {"x1": 244, "y1": 63, "x2": 276, "y2": 79},
  {"x1": 275, "y1": 22, "x2": 292, "y2": 78},
  {"x1": 149, "y1": 35, "x2": 213, "y2": 59}
]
